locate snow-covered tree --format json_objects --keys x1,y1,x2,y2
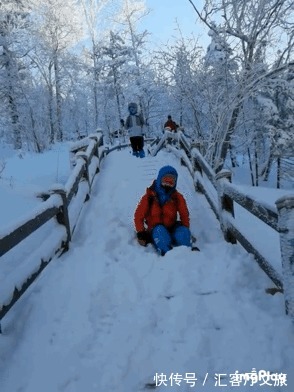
[
  {"x1": 198, "y1": 24, "x2": 239, "y2": 165},
  {"x1": 31, "y1": 0, "x2": 83, "y2": 142},
  {"x1": 80, "y1": 0, "x2": 114, "y2": 128},
  {"x1": 0, "y1": 0, "x2": 31, "y2": 149},
  {"x1": 113, "y1": 0, "x2": 149, "y2": 120},
  {"x1": 188, "y1": 0, "x2": 294, "y2": 172},
  {"x1": 151, "y1": 36, "x2": 204, "y2": 135},
  {"x1": 100, "y1": 31, "x2": 132, "y2": 123}
]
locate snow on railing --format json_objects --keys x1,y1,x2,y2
[
  {"x1": 0, "y1": 131, "x2": 104, "y2": 332},
  {"x1": 0, "y1": 194, "x2": 62, "y2": 256},
  {"x1": 152, "y1": 130, "x2": 294, "y2": 320}
]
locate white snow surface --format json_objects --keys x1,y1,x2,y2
[{"x1": 0, "y1": 147, "x2": 293, "y2": 391}]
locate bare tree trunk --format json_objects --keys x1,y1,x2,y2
[
  {"x1": 93, "y1": 81, "x2": 99, "y2": 128},
  {"x1": 4, "y1": 45, "x2": 22, "y2": 149},
  {"x1": 112, "y1": 65, "x2": 122, "y2": 122},
  {"x1": 261, "y1": 153, "x2": 273, "y2": 181},
  {"x1": 29, "y1": 107, "x2": 42, "y2": 153},
  {"x1": 277, "y1": 157, "x2": 281, "y2": 189},
  {"x1": 54, "y1": 55, "x2": 63, "y2": 142},
  {"x1": 254, "y1": 140, "x2": 259, "y2": 186},
  {"x1": 211, "y1": 139, "x2": 219, "y2": 168},
  {"x1": 215, "y1": 100, "x2": 242, "y2": 173},
  {"x1": 8, "y1": 90, "x2": 22, "y2": 149},
  {"x1": 48, "y1": 63, "x2": 55, "y2": 143},
  {"x1": 191, "y1": 105, "x2": 202, "y2": 139},
  {"x1": 93, "y1": 52, "x2": 99, "y2": 128},
  {"x1": 20, "y1": 84, "x2": 43, "y2": 153},
  {"x1": 229, "y1": 143, "x2": 238, "y2": 167},
  {"x1": 247, "y1": 147, "x2": 255, "y2": 186}
]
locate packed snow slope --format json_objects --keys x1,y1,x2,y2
[{"x1": 0, "y1": 149, "x2": 293, "y2": 392}]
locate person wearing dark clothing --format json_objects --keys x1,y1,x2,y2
[
  {"x1": 164, "y1": 115, "x2": 178, "y2": 132},
  {"x1": 125, "y1": 102, "x2": 145, "y2": 158}
]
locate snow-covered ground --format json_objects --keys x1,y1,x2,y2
[
  {"x1": 0, "y1": 142, "x2": 71, "y2": 228},
  {"x1": 0, "y1": 143, "x2": 293, "y2": 391}
]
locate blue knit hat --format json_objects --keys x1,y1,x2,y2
[
  {"x1": 155, "y1": 166, "x2": 178, "y2": 205},
  {"x1": 128, "y1": 102, "x2": 138, "y2": 115},
  {"x1": 156, "y1": 166, "x2": 178, "y2": 187}
]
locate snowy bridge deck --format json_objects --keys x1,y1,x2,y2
[{"x1": 0, "y1": 149, "x2": 293, "y2": 391}]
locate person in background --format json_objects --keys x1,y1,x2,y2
[
  {"x1": 164, "y1": 115, "x2": 179, "y2": 132},
  {"x1": 134, "y1": 165, "x2": 198, "y2": 256},
  {"x1": 125, "y1": 102, "x2": 145, "y2": 158}
]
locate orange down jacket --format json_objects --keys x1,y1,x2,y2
[
  {"x1": 134, "y1": 184, "x2": 190, "y2": 232},
  {"x1": 164, "y1": 119, "x2": 178, "y2": 131}
]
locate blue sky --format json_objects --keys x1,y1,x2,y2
[{"x1": 140, "y1": 0, "x2": 210, "y2": 49}]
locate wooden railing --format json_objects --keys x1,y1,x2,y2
[
  {"x1": 150, "y1": 130, "x2": 294, "y2": 320},
  {"x1": 0, "y1": 132, "x2": 105, "y2": 331}
]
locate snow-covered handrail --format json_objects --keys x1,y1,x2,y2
[
  {"x1": 222, "y1": 181, "x2": 279, "y2": 231},
  {"x1": 224, "y1": 212, "x2": 283, "y2": 288},
  {"x1": 149, "y1": 131, "x2": 170, "y2": 156},
  {"x1": 0, "y1": 131, "x2": 104, "y2": 331},
  {"x1": 0, "y1": 194, "x2": 62, "y2": 257},
  {"x1": 192, "y1": 148, "x2": 217, "y2": 188},
  {"x1": 151, "y1": 131, "x2": 294, "y2": 320}
]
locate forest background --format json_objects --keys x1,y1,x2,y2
[{"x1": 0, "y1": 0, "x2": 293, "y2": 189}]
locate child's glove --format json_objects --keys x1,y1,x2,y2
[{"x1": 137, "y1": 231, "x2": 149, "y2": 246}]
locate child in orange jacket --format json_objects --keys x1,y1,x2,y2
[{"x1": 134, "y1": 165, "x2": 192, "y2": 255}]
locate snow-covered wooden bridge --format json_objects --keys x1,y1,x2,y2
[{"x1": 0, "y1": 132, "x2": 293, "y2": 391}]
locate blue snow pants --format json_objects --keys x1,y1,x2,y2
[{"x1": 151, "y1": 224, "x2": 191, "y2": 256}]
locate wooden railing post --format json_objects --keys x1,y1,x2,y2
[
  {"x1": 76, "y1": 152, "x2": 91, "y2": 191},
  {"x1": 276, "y1": 195, "x2": 294, "y2": 319},
  {"x1": 215, "y1": 169, "x2": 236, "y2": 244},
  {"x1": 193, "y1": 147, "x2": 203, "y2": 193},
  {"x1": 89, "y1": 135, "x2": 100, "y2": 165},
  {"x1": 51, "y1": 186, "x2": 71, "y2": 251}
]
